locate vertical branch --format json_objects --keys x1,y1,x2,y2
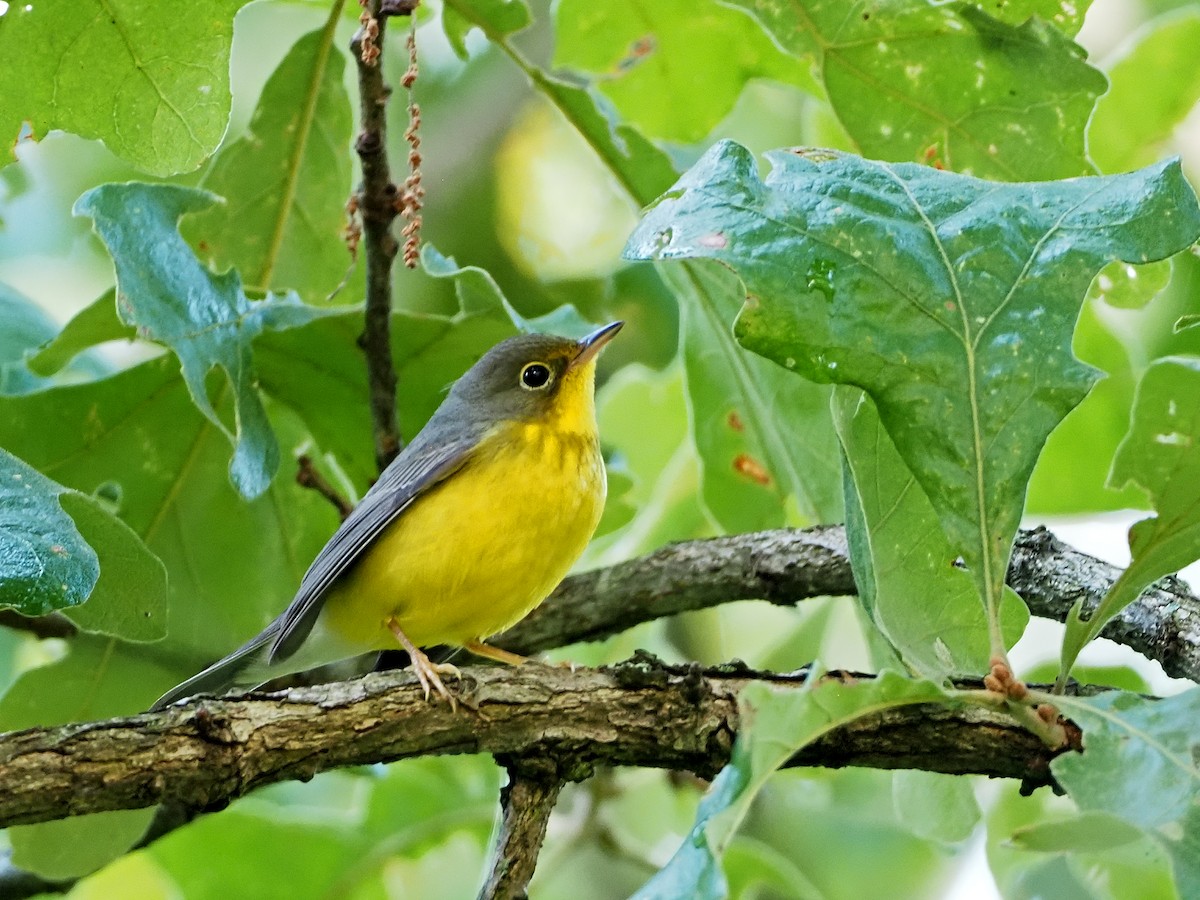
[
  {"x1": 479, "y1": 758, "x2": 568, "y2": 900},
  {"x1": 351, "y1": 0, "x2": 417, "y2": 471}
]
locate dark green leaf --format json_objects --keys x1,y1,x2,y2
[
  {"x1": 1061, "y1": 356, "x2": 1200, "y2": 680},
  {"x1": 0, "y1": 447, "x2": 98, "y2": 616},
  {"x1": 186, "y1": 24, "x2": 353, "y2": 301},
  {"x1": 75, "y1": 182, "x2": 351, "y2": 498},
  {"x1": 626, "y1": 140, "x2": 1200, "y2": 652},
  {"x1": 0, "y1": 0, "x2": 245, "y2": 175},
  {"x1": 726, "y1": 0, "x2": 1103, "y2": 179}
]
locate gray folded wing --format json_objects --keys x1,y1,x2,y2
[{"x1": 269, "y1": 419, "x2": 484, "y2": 663}]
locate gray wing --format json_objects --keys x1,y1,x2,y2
[{"x1": 269, "y1": 419, "x2": 482, "y2": 663}]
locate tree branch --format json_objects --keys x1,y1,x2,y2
[
  {"x1": 295, "y1": 454, "x2": 353, "y2": 521},
  {"x1": 498, "y1": 525, "x2": 1200, "y2": 683},
  {"x1": 352, "y1": 0, "x2": 404, "y2": 470},
  {"x1": 481, "y1": 758, "x2": 568, "y2": 900},
  {"x1": 0, "y1": 660, "x2": 1070, "y2": 832}
]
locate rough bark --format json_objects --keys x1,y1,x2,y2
[{"x1": 0, "y1": 660, "x2": 1068, "y2": 832}]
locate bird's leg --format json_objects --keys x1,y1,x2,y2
[
  {"x1": 386, "y1": 617, "x2": 461, "y2": 710},
  {"x1": 464, "y1": 640, "x2": 529, "y2": 667}
]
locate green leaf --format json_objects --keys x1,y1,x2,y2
[
  {"x1": 0, "y1": 447, "x2": 99, "y2": 616},
  {"x1": 441, "y1": 0, "x2": 678, "y2": 208},
  {"x1": 625, "y1": 140, "x2": 1200, "y2": 654},
  {"x1": 0, "y1": 634, "x2": 176, "y2": 729},
  {"x1": 59, "y1": 492, "x2": 167, "y2": 642},
  {"x1": 1026, "y1": 298, "x2": 1146, "y2": 513},
  {"x1": 726, "y1": 0, "x2": 1103, "y2": 179},
  {"x1": 186, "y1": 23, "x2": 353, "y2": 301},
  {"x1": 661, "y1": 261, "x2": 842, "y2": 531},
  {"x1": 0, "y1": 0, "x2": 245, "y2": 176},
  {"x1": 1178, "y1": 314, "x2": 1200, "y2": 333},
  {"x1": 10, "y1": 811, "x2": 157, "y2": 881},
  {"x1": 0, "y1": 282, "x2": 108, "y2": 393},
  {"x1": 152, "y1": 810, "x2": 363, "y2": 899},
  {"x1": 441, "y1": 0, "x2": 532, "y2": 60},
  {"x1": 632, "y1": 670, "x2": 950, "y2": 899},
  {"x1": 1089, "y1": 10, "x2": 1200, "y2": 175},
  {"x1": 835, "y1": 387, "x2": 1027, "y2": 679},
  {"x1": 0, "y1": 357, "x2": 338, "y2": 663},
  {"x1": 420, "y1": 245, "x2": 597, "y2": 338},
  {"x1": 1054, "y1": 689, "x2": 1200, "y2": 897},
  {"x1": 0, "y1": 282, "x2": 57, "y2": 394},
  {"x1": 1009, "y1": 811, "x2": 1145, "y2": 854},
  {"x1": 892, "y1": 770, "x2": 980, "y2": 845},
  {"x1": 723, "y1": 836, "x2": 828, "y2": 900},
  {"x1": 1086, "y1": 259, "x2": 1175, "y2": 311},
  {"x1": 25, "y1": 289, "x2": 135, "y2": 379},
  {"x1": 75, "y1": 182, "x2": 352, "y2": 498},
  {"x1": 1061, "y1": 356, "x2": 1200, "y2": 681},
  {"x1": 554, "y1": 0, "x2": 814, "y2": 144}
]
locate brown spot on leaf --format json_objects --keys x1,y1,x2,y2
[
  {"x1": 618, "y1": 35, "x2": 656, "y2": 70},
  {"x1": 727, "y1": 411, "x2": 744, "y2": 432},
  {"x1": 733, "y1": 454, "x2": 771, "y2": 486}
]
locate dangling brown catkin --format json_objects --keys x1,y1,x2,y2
[
  {"x1": 399, "y1": 24, "x2": 423, "y2": 269},
  {"x1": 358, "y1": 0, "x2": 380, "y2": 67}
]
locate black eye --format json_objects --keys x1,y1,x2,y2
[{"x1": 521, "y1": 362, "x2": 551, "y2": 389}]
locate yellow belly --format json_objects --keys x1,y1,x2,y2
[{"x1": 320, "y1": 422, "x2": 605, "y2": 650}]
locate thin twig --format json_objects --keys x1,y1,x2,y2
[
  {"x1": 295, "y1": 455, "x2": 353, "y2": 521},
  {"x1": 480, "y1": 758, "x2": 568, "y2": 900},
  {"x1": 352, "y1": 0, "x2": 405, "y2": 470}
]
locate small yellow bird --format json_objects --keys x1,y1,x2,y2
[{"x1": 153, "y1": 321, "x2": 622, "y2": 709}]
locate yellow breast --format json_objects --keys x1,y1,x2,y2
[{"x1": 320, "y1": 416, "x2": 606, "y2": 650}]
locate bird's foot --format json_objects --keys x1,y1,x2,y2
[
  {"x1": 464, "y1": 640, "x2": 528, "y2": 667},
  {"x1": 410, "y1": 653, "x2": 461, "y2": 711},
  {"x1": 387, "y1": 617, "x2": 461, "y2": 711}
]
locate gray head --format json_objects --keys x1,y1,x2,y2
[{"x1": 446, "y1": 322, "x2": 623, "y2": 428}]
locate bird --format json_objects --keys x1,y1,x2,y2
[{"x1": 152, "y1": 321, "x2": 623, "y2": 710}]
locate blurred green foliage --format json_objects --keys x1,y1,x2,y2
[{"x1": 2, "y1": 0, "x2": 1200, "y2": 897}]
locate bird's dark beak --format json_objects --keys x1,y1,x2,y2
[{"x1": 571, "y1": 321, "x2": 623, "y2": 369}]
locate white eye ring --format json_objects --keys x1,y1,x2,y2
[{"x1": 520, "y1": 362, "x2": 553, "y2": 390}]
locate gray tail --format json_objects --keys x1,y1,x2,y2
[{"x1": 150, "y1": 632, "x2": 273, "y2": 711}]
